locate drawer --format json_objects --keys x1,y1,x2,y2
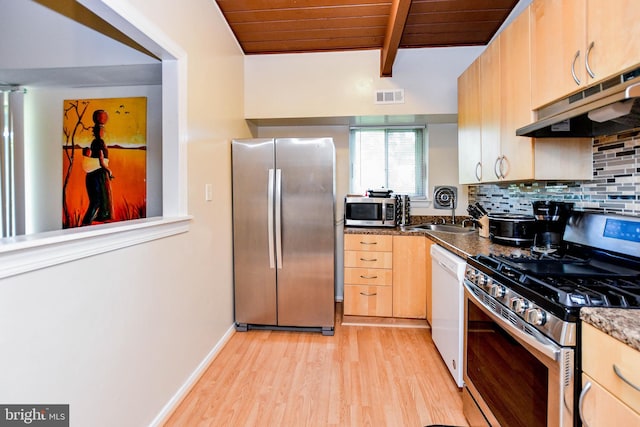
[
  {"x1": 344, "y1": 250, "x2": 393, "y2": 269},
  {"x1": 344, "y1": 267, "x2": 392, "y2": 286},
  {"x1": 344, "y1": 234, "x2": 393, "y2": 252},
  {"x1": 582, "y1": 323, "x2": 640, "y2": 413},
  {"x1": 581, "y1": 373, "x2": 640, "y2": 426},
  {"x1": 343, "y1": 285, "x2": 392, "y2": 317}
]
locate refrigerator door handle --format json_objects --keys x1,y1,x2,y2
[
  {"x1": 275, "y1": 169, "x2": 283, "y2": 269},
  {"x1": 267, "y1": 168, "x2": 275, "y2": 269}
]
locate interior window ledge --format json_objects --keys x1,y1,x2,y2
[{"x1": 0, "y1": 217, "x2": 192, "y2": 280}]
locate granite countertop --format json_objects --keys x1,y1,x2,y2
[
  {"x1": 343, "y1": 224, "x2": 528, "y2": 260},
  {"x1": 581, "y1": 308, "x2": 640, "y2": 352},
  {"x1": 345, "y1": 222, "x2": 640, "y2": 350}
]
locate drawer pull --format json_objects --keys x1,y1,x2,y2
[
  {"x1": 578, "y1": 381, "x2": 592, "y2": 427},
  {"x1": 360, "y1": 241, "x2": 377, "y2": 245},
  {"x1": 613, "y1": 364, "x2": 640, "y2": 392},
  {"x1": 360, "y1": 275, "x2": 378, "y2": 279},
  {"x1": 360, "y1": 257, "x2": 378, "y2": 262},
  {"x1": 359, "y1": 291, "x2": 377, "y2": 297}
]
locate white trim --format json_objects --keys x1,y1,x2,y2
[
  {"x1": 149, "y1": 324, "x2": 237, "y2": 427},
  {"x1": 0, "y1": 217, "x2": 191, "y2": 279}
]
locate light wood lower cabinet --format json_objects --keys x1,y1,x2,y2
[
  {"x1": 580, "y1": 322, "x2": 640, "y2": 426},
  {"x1": 344, "y1": 234, "x2": 393, "y2": 317},
  {"x1": 343, "y1": 285, "x2": 392, "y2": 317},
  {"x1": 344, "y1": 233, "x2": 428, "y2": 319},
  {"x1": 425, "y1": 239, "x2": 433, "y2": 325},
  {"x1": 392, "y1": 235, "x2": 427, "y2": 319}
]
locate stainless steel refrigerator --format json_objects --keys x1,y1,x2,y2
[{"x1": 232, "y1": 137, "x2": 335, "y2": 336}]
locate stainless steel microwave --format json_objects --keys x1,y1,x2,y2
[{"x1": 344, "y1": 196, "x2": 396, "y2": 227}]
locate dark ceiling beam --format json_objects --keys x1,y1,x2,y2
[{"x1": 380, "y1": 0, "x2": 412, "y2": 77}]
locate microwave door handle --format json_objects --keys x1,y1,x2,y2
[
  {"x1": 465, "y1": 282, "x2": 560, "y2": 361},
  {"x1": 381, "y1": 202, "x2": 386, "y2": 225},
  {"x1": 267, "y1": 168, "x2": 275, "y2": 269},
  {"x1": 275, "y1": 169, "x2": 283, "y2": 269}
]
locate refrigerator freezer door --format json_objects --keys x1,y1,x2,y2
[
  {"x1": 232, "y1": 139, "x2": 277, "y2": 326},
  {"x1": 275, "y1": 138, "x2": 335, "y2": 328}
]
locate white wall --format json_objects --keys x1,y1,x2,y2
[
  {"x1": 245, "y1": 46, "x2": 484, "y2": 119},
  {"x1": 419, "y1": 123, "x2": 468, "y2": 218},
  {"x1": 0, "y1": 1, "x2": 250, "y2": 427},
  {"x1": 0, "y1": 0, "x2": 156, "y2": 69}
]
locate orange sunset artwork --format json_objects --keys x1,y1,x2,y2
[{"x1": 62, "y1": 97, "x2": 147, "y2": 229}]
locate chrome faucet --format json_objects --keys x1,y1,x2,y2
[{"x1": 461, "y1": 218, "x2": 475, "y2": 228}]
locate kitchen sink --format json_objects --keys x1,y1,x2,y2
[{"x1": 408, "y1": 223, "x2": 476, "y2": 234}]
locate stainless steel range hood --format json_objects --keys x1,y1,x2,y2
[{"x1": 517, "y1": 66, "x2": 640, "y2": 138}]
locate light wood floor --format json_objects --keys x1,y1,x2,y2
[{"x1": 164, "y1": 304, "x2": 469, "y2": 427}]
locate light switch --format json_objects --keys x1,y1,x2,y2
[{"x1": 205, "y1": 183, "x2": 213, "y2": 201}]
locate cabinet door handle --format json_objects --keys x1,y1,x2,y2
[
  {"x1": 578, "y1": 381, "x2": 592, "y2": 427},
  {"x1": 499, "y1": 155, "x2": 509, "y2": 179},
  {"x1": 494, "y1": 157, "x2": 502, "y2": 180},
  {"x1": 360, "y1": 257, "x2": 378, "y2": 262},
  {"x1": 360, "y1": 291, "x2": 377, "y2": 297},
  {"x1": 613, "y1": 364, "x2": 640, "y2": 392},
  {"x1": 572, "y1": 50, "x2": 581, "y2": 85},
  {"x1": 360, "y1": 241, "x2": 377, "y2": 245},
  {"x1": 585, "y1": 41, "x2": 596, "y2": 79},
  {"x1": 360, "y1": 275, "x2": 379, "y2": 279},
  {"x1": 475, "y1": 161, "x2": 482, "y2": 182}
]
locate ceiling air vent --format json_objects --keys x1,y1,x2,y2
[{"x1": 375, "y1": 89, "x2": 404, "y2": 104}]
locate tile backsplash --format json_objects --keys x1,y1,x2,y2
[{"x1": 468, "y1": 131, "x2": 640, "y2": 217}]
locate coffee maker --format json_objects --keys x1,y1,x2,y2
[{"x1": 531, "y1": 201, "x2": 574, "y2": 254}]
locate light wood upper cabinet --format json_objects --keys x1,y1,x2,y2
[
  {"x1": 479, "y1": 38, "x2": 502, "y2": 182},
  {"x1": 585, "y1": 0, "x2": 640, "y2": 84},
  {"x1": 530, "y1": 0, "x2": 586, "y2": 109},
  {"x1": 457, "y1": 58, "x2": 482, "y2": 184},
  {"x1": 499, "y1": 9, "x2": 534, "y2": 181},
  {"x1": 531, "y1": 0, "x2": 640, "y2": 109},
  {"x1": 457, "y1": 3, "x2": 593, "y2": 183},
  {"x1": 459, "y1": 9, "x2": 535, "y2": 184},
  {"x1": 392, "y1": 235, "x2": 427, "y2": 319}
]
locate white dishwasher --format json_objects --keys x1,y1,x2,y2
[{"x1": 430, "y1": 244, "x2": 466, "y2": 387}]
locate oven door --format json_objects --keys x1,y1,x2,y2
[{"x1": 463, "y1": 281, "x2": 574, "y2": 427}]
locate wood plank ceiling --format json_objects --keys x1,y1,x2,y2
[{"x1": 215, "y1": 0, "x2": 519, "y2": 76}]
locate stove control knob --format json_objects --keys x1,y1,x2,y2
[
  {"x1": 489, "y1": 284, "x2": 505, "y2": 298},
  {"x1": 510, "y1": 298, "x2": 529, "y2": 314},
  {"x1": 465, "y1": 269, "x2": 476, "y2": 283},
  {"x1": 525, "y1": 308, "x2": 547, "y2": 326},
  {"x1": 477, "y1": 274, "x2": 487, "y2": 286}
]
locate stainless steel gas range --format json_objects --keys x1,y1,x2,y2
[{"x1": 462, "y1": 211, "x2": 640, "y2": 427}]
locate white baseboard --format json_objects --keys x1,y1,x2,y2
[{"x1": 148, "y1": 324, "x2": 236, "y2": 427}]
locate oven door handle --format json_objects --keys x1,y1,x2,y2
[{"x1": 465, "y1": 282, "x2": 561, "y2": 361}]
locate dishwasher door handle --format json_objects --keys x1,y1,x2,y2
[{"x1": 435, "y1": 259, "x2": 460, "y2": 278}]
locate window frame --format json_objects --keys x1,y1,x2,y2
[{"x1": 349, "y1": 126, "x2": 428, "y2": 199}]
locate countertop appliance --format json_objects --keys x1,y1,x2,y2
[
  {"x1": 232, "y1": 138, "x2": 335, "y2": 336},
  {"x1": 488, "y1": 213, "x2": 536, "y2": 247},
  {"x1": 431, "y1": 244, "x2": 466, "y2": 388},
  {"x1": 462, "y1": 212, "x2": 640, "y2": 427},
  {"x1": 344, "y1": 196, "x2": 397, "y2": 227},
  {"x1": 532, "y1": 200, "x2": 574, "y2": 254}
]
